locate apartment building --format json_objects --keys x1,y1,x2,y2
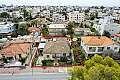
[{"x1": 68, "y1": 11, "x2": 85, "y2": 23}]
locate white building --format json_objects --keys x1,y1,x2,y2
[
  {"x1": 52, "y1": 13, "x2": 65, "y2": 23},
  {"x1": 68, "y1": 11, "x2": 85, "y2": 23},
  {"x1": 42, "y1": 10, "x2": 50, "y2": 18},
  {"x1": 48, "y1": 24, "x2": 67, "y2": 36},
  {"x1": 94, "y1": 16, "x2": 120, "y2": 35},
  {"x1": 98, "y1": 12, "x2": 107, "y2": 18},
  {"x1": 0, "y1": 22, "x2": 15, "y2": 34},
  {"x1": 81, "y1": 36, "x2": 120, "y2": 58}
]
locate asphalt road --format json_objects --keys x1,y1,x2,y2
[{"x1": 0, "y1": 72, "x2": 70, "y2": 80}]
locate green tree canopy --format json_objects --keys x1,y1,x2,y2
[
  {"x1": 69, "y1": 54, "x2": 120, "y2": 80},
  {"x1": 18, "y1": 22, "x2": 28, "y2": 36},
  {"x1": 0, "y1": 12, "x2": 10, "y2": 18}
]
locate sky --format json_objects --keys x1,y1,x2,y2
[{"x1": 0, "y1": 0, "x2": 120, "y2": 6}]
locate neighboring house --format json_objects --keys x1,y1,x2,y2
[
  {"x1": 42, "y1": 41, "x2": 71, "y2": 60},
  {"x1": 38, "y1": 36, "x2": 71, "y2": 53},
  {"x1": 67, "y1": 11, "x2": 85, "y2": 23},
  {"x1": 42, "y1": 10, "x2": 50, "y2": 18},
  {"x1": 52, "y1": 13, "x2": 65, "y2": 23},
  {"x1": 73, "y1": 28, "x2": 92, "y2": 36},
  {"x1": 98, "y1": 12, "x2": 107, "y2": 18},
  {"x1": 0, "y1": 22, "x2": 15, "y2": 34},
  {"x1": 111, "y1": 34, "x2": 120, "y2": 43},
  {"x1": 0, "y1": 42, "x2": 32, "y2": 61},
  {"x1": 105, "y1": 23, "x2": 120, "y2": 35},
  {"x1": 38, "y1": 37, "x2": 47, "y2": 53},
  {"x1": 48, "y1": 24, "x2": 67, "y2": 36},
  {"x1": 94, "y1": 16, "x2": 120, "y2": 35},
  {"x1": 81, "y1": 36, "x2": 120, "y2": 58},
  {"x1": 28, "y1": 27, "x2": 41, "y2": 38}
]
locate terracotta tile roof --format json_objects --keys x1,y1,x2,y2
[
  {"x1": 81, "y1": 36, "x2": 115, "y2": 46},
  {"x1": 0, "y1": 43, "x2": 31, "y2": 56},
  {"x1": 43, "y1": 41, "x2": 70, "y2": 54},
  {"x1": 28, "y1": 27, "x2": 40, "y2": 32}
]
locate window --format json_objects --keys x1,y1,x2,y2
[
  {"x1": 89, "y1": 47, "x2": 96, "y2": 52},
  {"x1": 47, "y1": 55, "x2": 50, "y2": 58},
  {"x1": 98, "y1": 47, "x2": 104, "y2": 52},
  {"x1": 107, "y1": 47, "x2": 110, "y2": 50},
  {"x1": 114, "y1": 47, "x2": 118, "y2": 50}
]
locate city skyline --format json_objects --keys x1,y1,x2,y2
[{"x1": 0, "y1": 0, "x2": 120, "y2": 6}]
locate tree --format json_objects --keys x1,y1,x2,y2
[
  {"x1": 84, "y1": 9, "x2": 89, "y2": 13},
  {"x1": 89, "y1": 13, "x2": 95, "y2": 20},
  {"x1": 80, "y1": 22, "x2": 83, "y2": 28},
  {"x1": 100, "y1": 6, "x2": 105, "y2": 10},
  {"x1": 41, "y1": 24, "x2": 49, "y2": 36},
  {"x1": 103, "y1": 30, "x2": 111, "y2": 38},
  {"x1": 0, "y1": 12, "x2": 10, "y2": 18},
  {"x1": 21, "y1": 9, "x2": 29, "y2": 21},
  {"x1": 61, "y1": 30, "x2": 67, "y2": 36},
  {"x1": 66, "y1": 22, "x2": 76, "y2": 39},
  {"x1": 69, "y1": 54, "x2": 120, "y2": 80},
  {"x1": 18, "y1": 22, "x2": 28, "y2": 36}
]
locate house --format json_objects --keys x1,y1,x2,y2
[
  {"x1": 48, "y1": 24, "x2": 67, "y2": 36},
  {"x1": 68, "y1": 11, "x2": 85, "y2": 23},
  {"x1": 81, "y1": 36, "x2": 120, "y2": 58},
  {"x1": 52, "y1": 13, "x2": 65, "y2": 23},
  {"x1": 28, "y1": 27, "x2": 40, "y2": 38},
  {"x1": 94, "y1": 16, "x2": 120, "y2": 35},
  {"x1": 38, "y1": 36, "x2": 71, "y2": 53},
  {"x1": 73, "y1": 28, "x2": 92, "y2": 36},
  {"x1": 42, "y1": 41, "x2": 71, "y2": 60},
  {"x1": 0, "y1": 22, "x2": 15, "y2": 34},
  {"x1": 42, "y1": 10, "x2": 50, "y2": 18},
  {"x1": 111, "y1": 34, "x2": 120, "y2": 43},
  {"x1": 0, "y1": 42, "x2": 32, "y2": 61}
]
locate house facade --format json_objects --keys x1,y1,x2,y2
[
  {"x1": 74, "y1": 28, "x2": 92, "y2": 36},
  {"x1": 81, "y1": 36, "x2": 120, "y2": 58},
  {"x1": 94, "y1": 16, "x2": 120, "y2": 35},
  {"x1": 0, "y1": 42, "x2": 32, "y2": 61},
  {"x1": 52, "y1": 13, "x2": 65, "y2": 23},
  {"x1": 0, "y1": 22, "x2": 15, "y2": 34},
  {"x1": 48, "y1": 24, "x2": 67, "y2": 36},
  {"x1": 68, "y1": 11, "x2": 85, "y2": 23},
  {"x1": 42, "y1": 41, "x2": 71, "y2": 60}
]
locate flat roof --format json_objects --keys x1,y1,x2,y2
[
  {"x1": 48, "y1": 24, "x2": 66, "y2": 29},
  {"x1": 38, "y1": 43, "x2": 46, "y2": 49}
]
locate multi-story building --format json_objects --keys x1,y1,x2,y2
[
  {"x1": 94, "y1": 16, "x2": 120, "y2": 35},
  {"x1": 81, "y1": 36, "x2": 120, "y2": 58},
  {"x1": 52, "y1": 13, "x2": 65, "y2": 23},
  {"x1": 67, "y1": 11, "x2": 85, "y2": 23}
]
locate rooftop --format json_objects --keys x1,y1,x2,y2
[
  {"x1": 28, "y1": 27, "x2": 41, "y2": 32},
  {"x1": 74, "y1": 28, "x2": 91, "y2": 32},
  {"x1": 81, "y1": 36, "x2": 115, "y2": 46},
  {"x1": 0, "y1": 42, "x2": 31, "y2": 57},
  {"x1": 48, "y1": 24, "x2": 66, "y2": 29},
  {"x1": 43, "y1": 41, "x2": 70, "y2": 54}
]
